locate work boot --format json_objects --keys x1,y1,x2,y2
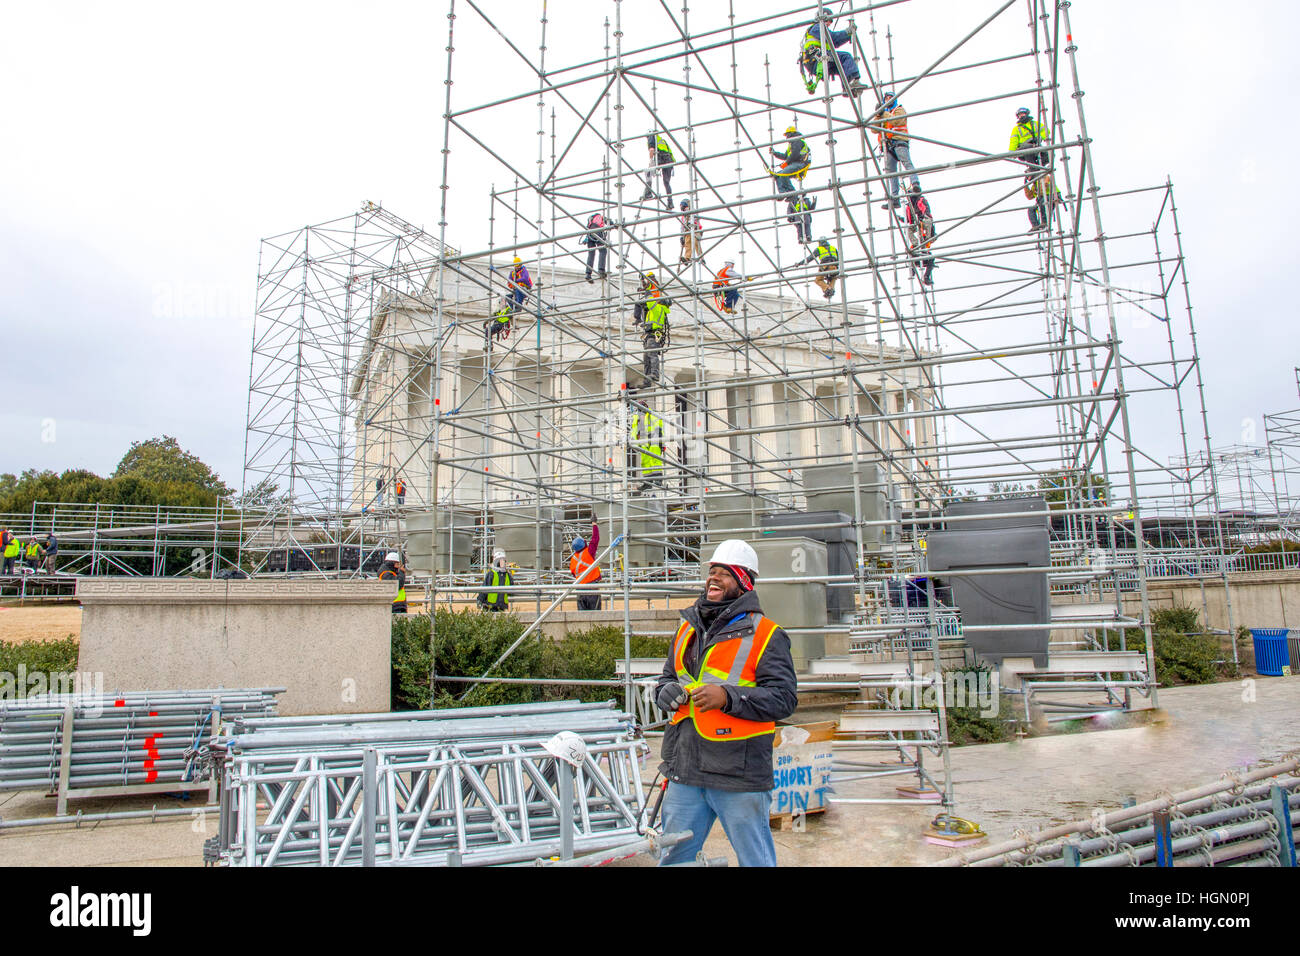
[
  {"x1": 881, "y1": 200, "x2": 901, "y2": 211},
  {"x1": 848, "y1": 79, "x2": 867, "y2": 98},
  {"x1": 585, "y1": 272, "x2": 594, "y2": 283}
]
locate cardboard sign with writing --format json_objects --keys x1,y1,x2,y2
[{"x1": 771, "y1": 721, "x2": 835, "y2": 817}]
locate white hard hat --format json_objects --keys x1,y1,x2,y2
[
  {"x1": 385, "y1": 551, "x2": 400, "y2": 563},
  {"x1": 543, "y1": 731, "x2": 588, "y2": 768},
  {"x1": 724, "y1": 259, "x2": 735, "y2": 267},
  {"x1": 707, "y1": 539, "x2": 759, "y2": 575},
  {"x1": 493, "y1": 548, "x2": 506, "y2": 560}
]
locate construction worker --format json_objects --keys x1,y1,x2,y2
[
  {"x1": 639, "y1": 295, "x2": 671, "y2": 384},
  {"x1": 632, "y1": 271, "x2": 661, "y2": 326},
  {"x1": 631, "y1": 405, "x2": 666, "y2": 493},
  {"x1": 478, "y1": 549, "x2": 512, "y2": 612},
  {"x1": 643, "y1": 132, "x2": 675, "y2": 209},
  {"x1": 584, "y1": 211, "x2": 611, "y2": 282},
  {"x1": 713, "y1": 260, "x2": 740, "y2": 314},
  {"x1": 1009, "y1": 106, "x2": 1050, "y2": 169},
  {"x1": 904, "y1": 185, "x2": 936, "y2": 286},
  {"x1": 786, "y1": 192, "x2": 816, "y2": 245},
  {"x1": 378, "y1": 551, "x2": 407, "y2": 614},
  {"x1": 799, "y1": 20, "x2": 865, "y2": 98},
  {"x1": 871, "y1": 92, "x2": 919, "y2": 209},
  {"x1": 375, "y1": 475, "x2": 385, "y2": 508},
  {"x1": 24, "y1": 537, "x2": 41, "y2": 571},
  {"x1": 678, "y1": 199, "x2": 703, "y2": 265},
  {"x1": 484, "y1": 296, "x2": 514, "y2": 348},
  {"x1": 569, "y1": 522, "x2": 602, "y2": 611},
  {"x1": 1024, "y1": 168, "x2": 1061, "y2": 234},
  {"x1": 770, "y1": 126, "x2": 811, "y2": 197},
  {"x1": 802, "y1": 238, "x2": 840, "y2": 299},
  {"x1": 654, "y1": 539, "x2": 798, "y2": 867},
  {"x1": 507, "y1": 257, "x2": 533, "y2": 310},
  {"x1": 394, "y1": 476, "x2": 406, "y2": 506},
  {"x1": 2, "y1": 532, "x2": 18, "y2": 575},
  {"x1": 40, "y1": 533, "x2": 58, "y2": 574}
]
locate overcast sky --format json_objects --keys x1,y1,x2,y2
[{"x1": 2, "y1": 0, "x2": 1296, "y2": 496}]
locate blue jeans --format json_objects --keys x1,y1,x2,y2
[
  {"x1": 775, "y1": 174, "x2": 796, "y2": 196},
  {"x1": 884, "y1": 142, "x2": 919, "y2": 198},
  {"x1": 511, "y1": 287, "x2": 526, "y2": 308},
  {"x1": 825, "y1": 50, "x2": 859, "y2": 83},
  {"x1": 658, "y1": 784, "x2": 777, "y2": 867},
  {"x1": 723, "y1": 289, "x2": 739, "y2": 310}
]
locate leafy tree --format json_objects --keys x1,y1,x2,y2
[
  {"x1": 113, "y1": 436, "x2": 232, "y2": 497},
  {"x1": 234, "y1": 477, "x2": 288, "y2": 512},
  {"x1": 0, "y1": 468, "x2": 220, "y2": 515},
  {"x1": 1037, "y1": 469, "x2": 1111, "y2": 508},
  {"x1": 985, "y1": 481, "x2": 1031, "y2": 500}
]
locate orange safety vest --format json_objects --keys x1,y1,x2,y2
[
  {"x1": 669, "y1": 613, "x2": 779, "y2": 741},
  {"x1": 569, "y1": 548, "x2": 601, "y2": 584},
  {"x1": 877, "y1": 105, "x2": 908, "y2": 144}
]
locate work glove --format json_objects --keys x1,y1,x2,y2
[
  {"x1": 657, "y1": 681, "x2": 688, "y2": 712},
  {"x1": 805, "y1": 78, "x2": 817, "y2": 94}
]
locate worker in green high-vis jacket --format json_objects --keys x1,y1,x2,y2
[{"x1": 478, "y1": 549, "x2": 512, "y2": 612}]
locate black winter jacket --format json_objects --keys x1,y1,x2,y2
[{"x1": 656, "y1": 590, "x2": 798, "y2": 792}]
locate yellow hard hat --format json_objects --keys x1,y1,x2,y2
[
  {"x1": 784, "y1": 125, "x2": 799, "y2": 135},
  {"x1": 513, "y1": 256, "x2": 521, "y2": 264}
]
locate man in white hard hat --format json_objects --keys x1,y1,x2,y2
[
  {"x1": 378, "y1": 551, "x2": 407, "y2": 614},
  {"x1": 654, "y1": 539, "x2": 798, "y2": 867},
  {"x1": 477, "y1": 548, "x2": 512, "y2": 613}
]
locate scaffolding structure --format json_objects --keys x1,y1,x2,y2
[{"x1": 235, "y1": 0, "x2": 1246, "y2": 811}]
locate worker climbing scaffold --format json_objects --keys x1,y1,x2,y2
[
  {"x1": 637, "y1": 295, "x2": 671, "y2": 385},
  {"x1": 770, "y1": 125, "x2": 811, "y2": 198},
  {"x1": 713, "y1": 260, "x2": 742, "y2": 314},
  {"x1": 643, "y1": 131, "x2": 677, "y2": 209},
  {"x1": 905, "y1": 185, "x2": 936, "y2": 286},
  {"x1": 798, "y1": 17, "x2": 866, "y2": 98},
  {"x1": 484, "y1": 296, "x2": 514, "y2": 349},
  {"x1": 870, "y1": 91, "x2": 920, "y2": 210}
]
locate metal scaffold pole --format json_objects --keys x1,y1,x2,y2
[{"x1": 209, "y1": 1, "x2": 1256, "y2": 839}]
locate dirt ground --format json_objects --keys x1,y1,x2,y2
[{"x1": 0, "y1": 605, "x2": 81, "y2": 644}]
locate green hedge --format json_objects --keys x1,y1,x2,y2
[
  {"x1": 931, "y1": 663, "x2": 1015, "y2": 745},
  {"x1": 391, "y1": 612, "x2": 669, "y2": 710},
  {"x1": 1108, "y1": 606, "x2": 1225, "y2": 686},
  {"x1": 0, "y1": 637, "x2": 80, "y2": 698}
]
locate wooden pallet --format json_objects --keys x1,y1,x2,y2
[{"x1": 769, "y1": 805, "x2": 827, "y2": 831}]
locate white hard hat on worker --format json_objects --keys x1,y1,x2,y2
[{"x1": 706, "y1": 539, "x2": 759, "y2": 593}]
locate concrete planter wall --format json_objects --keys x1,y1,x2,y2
[{"x1": 76, "y1": 578, "x2": 395, "y2": 716}]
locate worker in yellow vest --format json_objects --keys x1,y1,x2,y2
[
  {"x1": 654, "y1": 539, "x2": 797, "y2": 867},
  {"x1": 1, "y1": 533, "x2": 19, "y2": 575},
  {"x1": 802, "y1": 237, "x2": 840, "y2": 300},
  {"x1": 25, "y1": 537, "x2": 41, "y2": 571},
  {"x1": 478, "y1": 549, "x2": 511, "y2": 612},
  {"x1": 569, "y1": 522, "x2": 602, "y2": 611},
  {"x1": 630, "y1": 407, "x2": 666, "y2": 493},
  {"x1": 378, "y1": 551, "x2": 407, "y2": 614}
]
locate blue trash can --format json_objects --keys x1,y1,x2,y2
[{"x1": 1249, "y1": 628, "x2": 1290, "y2": 676}]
